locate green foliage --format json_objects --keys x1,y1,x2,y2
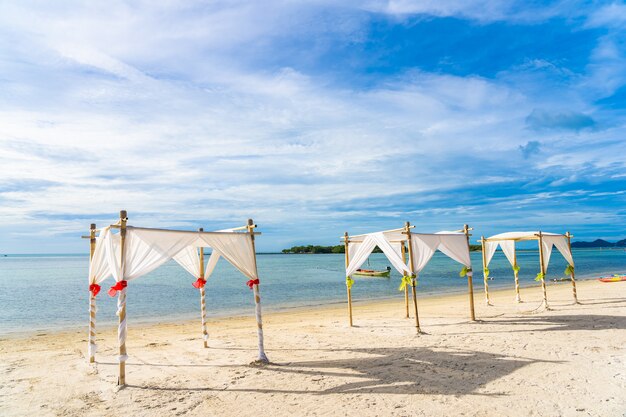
[
  {"x1": 283, "y1": 243, "x2": 481, "y2": 254},
  {"x1": 282, "y1": 245, "x2": 384, "y2": 254}
]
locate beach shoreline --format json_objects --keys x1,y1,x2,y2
[
  {"x1": 1, "y1": 279, "x2": 624, "y2": 416},
  {"x1": 0, "y1": 277, "x2": 601, "y2": 339}
]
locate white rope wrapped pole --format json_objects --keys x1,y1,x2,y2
[
  {"x1": 88, "y1": 295, "x2": 97, "y2": 361},
  {"x1": 538, "y1": 231, "x2": 550, "y2": 310},
  {"x1": 248, "y1": 219, "x2": 268, "y2": 363},
  {"x1": 344, "y1": 232, "x2": 353, "y2": 326},
  {"x1": 480, "y1": 236, "x2": 492, "y2": 305},
  {"x1": 198, "y1": 228, "x2": 209, "y2": 348},
  {"x1": 566, "y1": 232, "x2": 579, "y2": 304},
  {"x1": 464, "y1": 224, "x2": 476, "y2": 321},
  {"x1": 87, "y1": 223, "x2": 97, "y2": 363},
  {"x1": 401, "y1": 241, "x2": 409, "y2": 319},
  {"x1": 118, "y1": 210, "x2": 128, "y2": 386},
  {"x1": 513, "y1": 251, "x2": 522, "y2": 303},
  {"x1": 405, "y1": 221, "x2": 421, "y2": 333},
  {"x1": 200, "y1": 286, "x2": 208, "y2": 347}
]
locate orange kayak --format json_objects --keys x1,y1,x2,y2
[{"x1": 598, "y1": 275, "x2": 626, "y2": 283}]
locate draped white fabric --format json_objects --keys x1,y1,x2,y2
[
  {"x1": 173, "y1": 246, "x2": 201, "y2": 277},
  {"x1": 391, "y1": 242, "x2": 403, "y2": 260},
  {"x1": 348, "y1": 241, "x2": 361, "y2": 262},
  {"x1": 543, "y1": 235, "x2": 574, "y2": 266},
  {"x1": 346, "y1": 235, "x2": 382, "y2": 277},
  {"x1": 500, "y1": 240, "x2": 516, "y2": 267},
  {"x1": 345, "y1": 233, "x2": 409, "y2": 276},
  {"x1": 371, "y1": 233, "x2": 411, "y2": 274},
  {"x1": 346, "y1": 230, "x2": 472, "y2": 277},
  {"x1": 540, "y1": 238, "x2": 553, "y2": 271},
  {"x1": 89, "y1": 227, "x2": 113, "y2": 284},
  {"x1": 199, "y1": 233, "x2": 257, "y2": 280},
  {"x1": 484, "y1": 241, "x2": 499, "y2": 266},
  {"x1": 87, "y1": 224, "x2": 262, "y2": 365},
  {"x1": 409, "y1": 235, "x2": 440, "y2": 273},
  {"x1": 89, "y1": 226, "x2": 258, "y2": 283},
  {"x1": 125, "y1": 228, "x2": 200, "y2": 280},
  {"x1": 434, "y1": 232, "x2": 471, "y2": 267},
  {"x1": 204, "y1": 250, "x2": 221, "y2": 278},
  {"x1": 484, "y1": 231, "x2": 573, "y2": 270}
]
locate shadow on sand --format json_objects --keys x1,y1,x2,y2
[{"x1": 123, "y1": 346, "x2": 554, "y2": 396}]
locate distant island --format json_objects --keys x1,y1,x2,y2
[
  {"x1": 571, "y1": 239, "x2": 626, "y2": 248},
  {"x1": 282, "y1": 244, "x2": 482, "y2": 254}
]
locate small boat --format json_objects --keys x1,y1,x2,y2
[
  {"x1": 598, "y1": 274, "x2": 626, "y2": 283},
  {"x1": 354, "y1": 267, "x2": 391, "y2": 277}
]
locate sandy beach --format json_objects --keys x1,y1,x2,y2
[{"x1": 1, "y1": 279, "x2": 624, "y2": 416}]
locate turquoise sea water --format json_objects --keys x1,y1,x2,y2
[{"x1": 0, "y1": 249, "x2": 624, "y2": 334}]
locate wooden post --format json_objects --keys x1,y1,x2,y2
[
  {"x1": 401, "y1": 241, "x2": 409, "y2": 319},
  {"x1": 88, "y1": 223, "x2": 97, "y2": 363},
  {"x1": 464, "y1": 225, "x2": 476, "y2": 321},
  {"x1": 537, "y1": 231, "x2": 550, "y2": 310},
  {"x1": 248, "y1": 219, "x2": 268, "y2": 363},
  {"x1": 405, "y1": 222, "x2": 421, "y2": 333},
  {"x1": 118, "y1": 210, "x2": 128, "y2": 386},
  {"x1": 566, "y1": 231, "x2": 578, "y2": 304},
  {"x1": 198, "y1": 228, "x2": 208, "y2": 348},
  {"x1": 513, "y1": 249, "x2": 521, "y2": 303},
  {"x1": 344, "y1": 232, "x2": 353, "y2": 327},
  {"x1": 480, "y1": 236, "x2": 492, "y2": 305}
]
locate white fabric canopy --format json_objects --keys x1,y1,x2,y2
[
  {"x1": 410, "y1": 233, "x2": 472, "y2": 274},
  {"x1": 89, "y1": 226, "x2": 258, "y2": 284},
  {"x1": 345, "y1": 229, "x2": 472, "y2": 278},
  {"x1": 87, "y1": 224, "x2": 263, "y2": 366},
  {"x1": 173, "y1": 246, "x2": 201, "y2": 278},
  {"x1": 484, "y1": 240, "x2": 516, "y2": 267},
  {"x1": 89, "y1": 226, "x2": 113, "y2": 284},
  {"x1": 409, "y1": 235, "x2": 440, "y2": 273},
  {"x1": 484, "y1": 231, "x2": 573, "y2": 269},
  {"x1": 345, "y1": 232, "x2": 409, "y2": 277}
]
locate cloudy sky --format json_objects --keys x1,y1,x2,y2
[{"x1": 0, "y1": 1, "x2": 625, "y2": 253}]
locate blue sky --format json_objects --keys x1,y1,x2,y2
[{"x1": 0, "y1": 1, "x2": 625, "y2": 253}]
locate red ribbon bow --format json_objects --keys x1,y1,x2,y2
[
  {"x1": 89, "y1": 284, "x2": 101, "y2": 297},
  {"x1": 246, "y1": 279, "x2": 260, "y2": 289},
  {"x1": 192, "y1": 278, "x2": 207, "y2": 289},
  {"x1": 108, "y1": 280, "x2": 128, "y2": 297}
]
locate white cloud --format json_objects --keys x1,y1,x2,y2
[{"x1": 0, "y1": 1, "x2": 624, "y2": 251}]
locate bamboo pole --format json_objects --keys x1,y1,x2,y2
[
  {"x1": 464, "y1": 225, "x2": 476, "y2": 321},
  {"x1": 480, "y1": 236, "x2": 492, "y2": 305},
  {"x1": 537, "y1": 231, "x2": 550, "y2": 310},
  {"x1": 401, "y1": 241, "x2": 409, "y2": 319},
  {"x1": 513, "y1": 249, "x2": 521, "y2": 303},
  {"x1": 405, "y1": 222, "x2": 421, "y2": 333},
  {"x1": 118, "y1": 210, "x2": 127, "y2": 386},
  {"x1": 248, "y1": 219, "x2": 268, "y2": 363},
  {"x1": 88, "y1": 223, "x2": 97, "y2": 363},
  {"x1": 566, "y1": 231, "x2": 578, "y2": 304},
  {"x1": 198, "y1": 228, "x2": 208, "y2": 348},
  {"x1": 344, "y1": 232, "x2": 353, "y2": 327}
]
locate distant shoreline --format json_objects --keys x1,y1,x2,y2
[{"x1": 2, "y1": 247, "x2": 625, "y2": 257}]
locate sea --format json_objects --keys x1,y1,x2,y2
[{"x1": 1, "y1": 249, "x2": 624, "y2": 334}]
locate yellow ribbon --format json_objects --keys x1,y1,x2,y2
[
  {"x1": 483, "y1": 267, "x2": 489, "y2": 278},
  {"x1": 564, "y1": 264, "x2": 574, "y2": 276},
  {"x1": 535, "y1": 272, "x2": 545, "y2": 282},
  {"x1": 398, "y1": 275, "x2": 413, "y2": 291},
  {"x1": 512, "y1": 264, "x2": 520, "y2": 274},
  {"x1": 346, "y1": 276, "x2": 354, "y2": 289},
  {"x1": 459, "y1": 266, "x2": 472, "y2": 277}
]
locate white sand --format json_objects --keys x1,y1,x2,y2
[{"x1": 1, "y1": 279, "x2": 625, "y2": 416}]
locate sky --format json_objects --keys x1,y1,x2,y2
[{"x1": 0, "y1": 0, "x2": 625, "y2": 253}]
